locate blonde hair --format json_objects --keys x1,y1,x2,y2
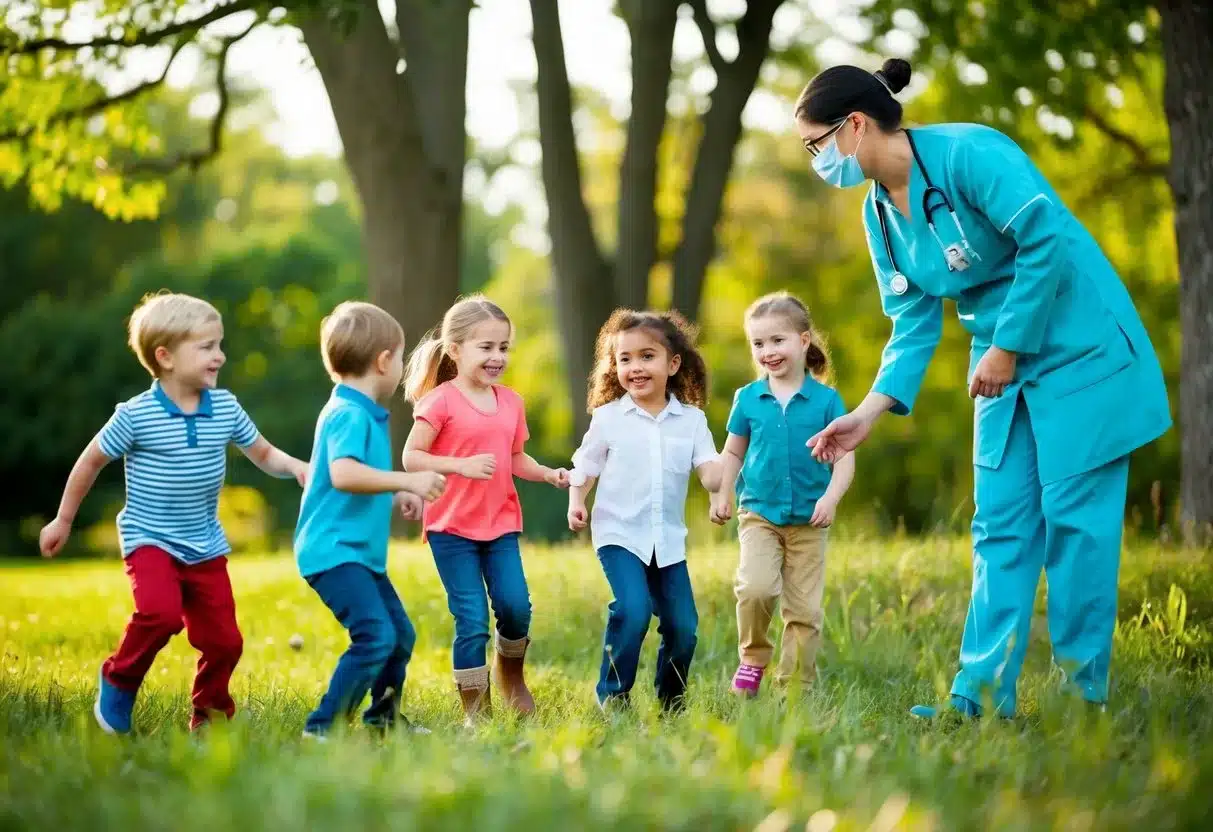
[
  {"x1": 403, "y1": 294, "x2": 512, "y2": 403},
  {"x1": 127, "y1": 292, "x2": 222, "y2": 377},
  {"x1": 320, "y1": 301, "x2": 405, "y2": 379},
  {"x1": 744, "y1": 291, "x2": 832, "y2": 383}
]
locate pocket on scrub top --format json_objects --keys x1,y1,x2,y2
[{"x1": 662, "y1": 438, "x2": 694, "y2": 473}]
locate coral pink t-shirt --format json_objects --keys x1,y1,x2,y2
[{"x1": 413, "y1": 381, "x2": 529, "y2": 542}]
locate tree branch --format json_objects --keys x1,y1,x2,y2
[
  {"x1": 5, "y1": 0, "x2": 259, "y2": 54},
  {"x1": 124, "y1": 18, "x2": 260, "y2": 175},
  {"x1": 686, "y1": 0, "x2": 726, "y2": 75},
  {"x1": 1081, "y1": 103, "x2": 1164, "y2": 169},
  {"x1": 0, "y1": 37, "x2": 192, "y2": 144},
  {"x1": 672, "y1": 0, "x2": 783, "y2": 320}
]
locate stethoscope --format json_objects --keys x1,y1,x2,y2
[{"x1": 875, "y1": 130, "x2": 981, "y2": 295}]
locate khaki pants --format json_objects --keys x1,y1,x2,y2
[{"x1": 734, "y1": 510, "x2": 828, "y2": 686}]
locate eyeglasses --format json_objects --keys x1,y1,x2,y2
[{"x1": 804, "y1": 119, "x2": 846, "y2": 158}]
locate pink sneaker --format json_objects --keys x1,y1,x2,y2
[{"x1": 731, "y1": 663, "x2": 764, "y2": 697}]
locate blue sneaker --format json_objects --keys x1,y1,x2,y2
[
  {"x1": 94, "y1": 669, "x2": 136, "y2": 735},
  {"x1": 909, "y1": 694, "x2": 983, "y2": 720}
]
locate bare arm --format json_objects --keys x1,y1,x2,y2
[
  {"x1": 696, "y1": 458, "x2": 724, "y2": 493},
  {"x1": 39, "y1": 439, "x2": 112, "y2": 556},
  {"x1": 330, "y1": 458, "x2": 446, "y2": 500},
  {"x1": 567, "y1": 475, "x2": 598, "y2": 531},
  {"x1": 822, "y1": 451, "x2": 856, "y2": 504},
  {"x1": 513, "y1": 452, "x2": 561, "y2": 484},
  {"x1": 716, "y1": 433, "x2": 748, "y2": 497},
  {"x1": 54, "y1": 439, "x2": 111, "y2": 524},
  {"x1": 240, "y1": 436, "x2": 307, "y2": 484},
  {"x1": 403, "y1": 419, "x2": 495, "y2": 479}
]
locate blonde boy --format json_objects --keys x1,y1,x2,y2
[
  {"x1": 39, "y1": 292, "x2": 308, "y2": 735},
  {"x1": 295, "y1": 301, "x2": 445, "y2": 739}
]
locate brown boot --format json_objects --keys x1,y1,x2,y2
[
  {"x1": 494, "y1": 635, "x2": 535, "y2": 716},
  {"x1": 454, "y1": 665, "x2": 491, "y2": 727}
]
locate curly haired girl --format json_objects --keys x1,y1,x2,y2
[{"x1": 567, "y1": 308, "x2": 722, "y2": 712}]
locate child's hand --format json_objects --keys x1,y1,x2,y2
[
  {"x1": 459, "y1": 453, "x2": 497, "y2": 480},
  {"x1": 394, "y1": 492, "x2": 424, "y2": 521},
  {"x1": 39, "y1": 517, "x2": 71, "y2": 558},
  {"x1": 568, "y1": 502, "x2": 588, "y2": 532},
  {"x1": 405, "y1": 471, "x2": 447, "y2": 501},
  {"x1": 291, "y1": 459, "x2": 309, "y2": 488},
  {"x1": 545, "y1": 467, "x2": 570, "y2": 489},
  {"x1": 810, "y1": 496, "x2": 837, "y2": 528},
  {"x1": 709, "y1": 492, "x2": 734, "y2": 526}
]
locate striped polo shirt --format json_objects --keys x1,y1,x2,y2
[{"x1": 97, "y1": 381, "x2": 261, "y2": 564}]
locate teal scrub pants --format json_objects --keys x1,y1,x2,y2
[{"x1": 951, "y1": 394, "x2": 1130, "y2": 716}]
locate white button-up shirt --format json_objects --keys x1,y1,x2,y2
[{"x1": 571, "y1": 394, "x2": 718, "y2": 568}]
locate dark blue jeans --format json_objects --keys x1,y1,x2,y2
[
  {"x1": 304, "y1": 563, "x2": 416, "y2": 733},
  {"x1": 428, "y1": 532, "x2": 532, "y2": 670},
  {"x1": 595, "y1": 546, "x2": 699, "y2": 710}
]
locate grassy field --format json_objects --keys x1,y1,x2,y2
[{"x1": 3, "y1": 534, "x2": 1213, "y2": 830}]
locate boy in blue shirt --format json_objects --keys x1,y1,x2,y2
[
  {"x1": 296, "y1": 301, "x2": 446, "y2": 739},
  {"x1": 39, "y1": 292, "x2": 308, "y2": 735}
]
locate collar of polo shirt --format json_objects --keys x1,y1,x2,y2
[
  {"x1": 756, "y1": 376, "x2": 815, "y2": 403},
  {"x1": 151, "y1": 380, "x2": 214, "y2": 418},
  {"x1": 334, "y1": 383, "x2": 390, "y2": 422}
]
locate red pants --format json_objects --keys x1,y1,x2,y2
[{"x1": 102, "y1": 546, "x2": 244, "y2": 729}]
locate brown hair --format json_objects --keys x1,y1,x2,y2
[
  {"x1": 403, "y1": 294, "x2": 512, "y2": 403},
  {"x1": 744, "y1": 291, "x2": 832, "y2": 383},
  {"x1": 127, "y1": 292, "x2": 222, "y2": 377},
  {"x1": 320, "y1": 301, "x2": 405, "y2": 379},
  {"x1": 586, "y1": 308, "x2": 708, "y2": 412}
]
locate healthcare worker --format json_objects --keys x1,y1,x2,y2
[{"x1": 797, "y1": 58, "x2": 1172, "y2": 719}]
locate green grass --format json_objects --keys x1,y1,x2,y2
[{"x1": 3, "y1": 535, "x2": 1213, "y2": 830}]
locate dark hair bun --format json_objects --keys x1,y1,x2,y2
[{"x1": 879, "y1": 58, "x2": 912, "y2": 94}]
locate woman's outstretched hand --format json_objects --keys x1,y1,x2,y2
[{"x1": 807, "y1": 411, "x2": 872, "y2": 463}]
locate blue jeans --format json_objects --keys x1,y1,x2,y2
[
  {"x1": 304, "y1": 563, "x2": 416, "y2": 733},
  {"x1": 428, "y1": 532, "x2": 532, "y2": 670},
  {"x1": 596, "y1": 546, "x2": 699, "y2": 710}
]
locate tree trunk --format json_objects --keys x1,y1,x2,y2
[
  {"x1": 1160, "y1": 0, "x2": 1213, "y2": 544},
  {"x1": 530, "y1": 0, "x2": 616, "y2": 438},
  {"x1": 672, "y1": 0, "x2": 783, "y2": 320},
  {"x1": 298, "y1": 0, "x2": 464, "y2": 463},
  {"x1": 615, "y1": 0, "x2": 679, "y2": 309}
]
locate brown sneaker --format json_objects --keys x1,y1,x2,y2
[{"x1": 494, "y1": 635, "x2": 536, "y2": 716}]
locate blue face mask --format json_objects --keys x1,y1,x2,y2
[{"x1": 812, "y1": 130, "x2": 866, "y2": 189}]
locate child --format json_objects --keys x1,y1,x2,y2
[
  {"x1": 38, "y1": 292, "x2": 308, "y2": 735},
  {"x1": 567, "y1": 309, "x2": 722, "y2": 714},
  {"x1": 710, "y1": 291, "x2": 855, "y2": 697},
  {"x1": 402, "y1": 294, "x2": 568, "y2": 724},
  {"x1": 295, "y1": 301, "x2": 447, "y2": 739}
]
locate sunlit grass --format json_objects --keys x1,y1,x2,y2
[{"x1": 2, "y1": 536, "x2": 1212, "y2": 830}]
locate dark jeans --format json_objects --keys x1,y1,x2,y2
[
  {"x1": 305, "y1": 563, "x2": 416, "y2": 733},
  {"x1": 427, "y1": 532, "x2": 532, "y2": 670},
  {"x1": 595, "y1": 546, "x2": 699, "y2": 710}
]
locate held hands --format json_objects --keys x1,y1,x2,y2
[
  {"x1": 807, "y1": 411, "x2": 872, "y2": 464},
  {"x1": 38, "y1": 517, "x2": 71, "y2": 558},
  {"x1": 459, "y1": 453, "x2": 497, "y2": 480},
  {"x1": 394, "y1": 491, "x2": 424, "y2": 521},
  {"x1": 405, "y1": 471, "x2": 447, "y2": 502},
  {"x1": 544, "y1": 467, "x2": 571, "y2": 489},
  {"x1": 969, "y1": 346, "x2": 1016, "y2": 399},
  {"x1": 709, "y1": 491, "x2": 734, "y2": 526}
]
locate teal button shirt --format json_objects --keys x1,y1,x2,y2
[{"x1": 726, "y1": 376, "x2": 846, "y2": 526}]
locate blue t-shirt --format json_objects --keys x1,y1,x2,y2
[
  {"x1": 725, "y1": 376, "x2": 846, "y2": 526},
  {"x1": 97, "y1": 382, "x2": 260, "y2": 564},
  {"x1": 294, "y1": 385, "x2": 394, "y2": 578}
]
